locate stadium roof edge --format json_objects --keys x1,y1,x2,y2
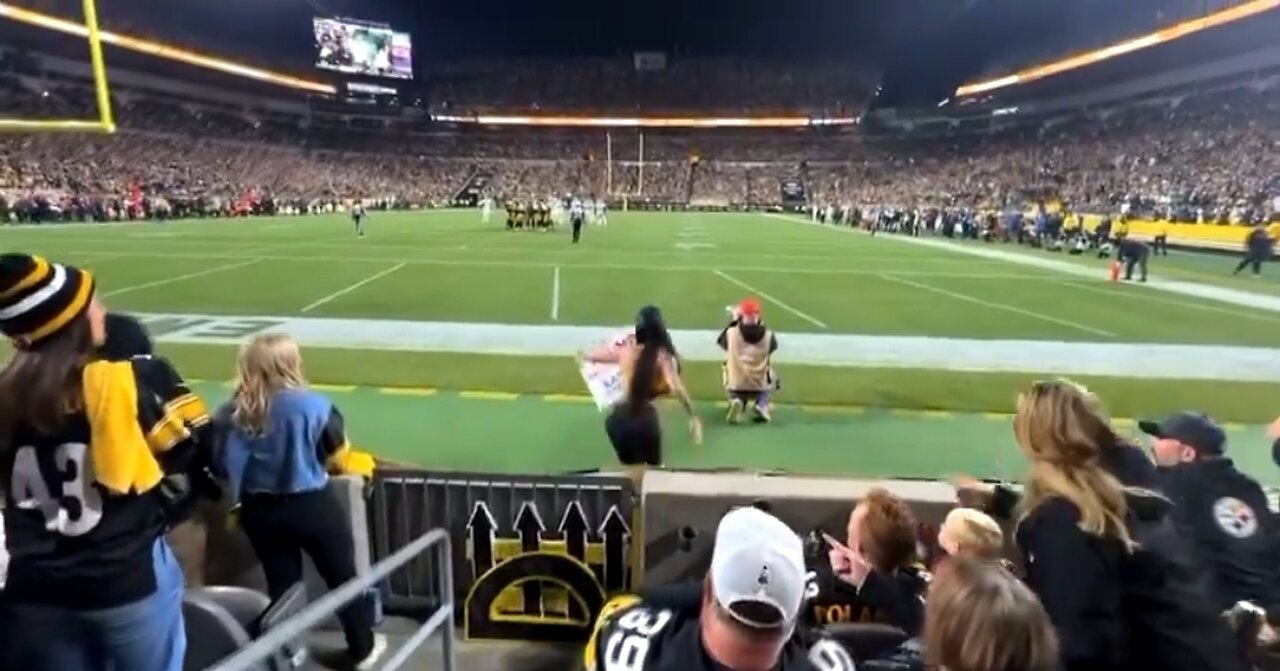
[
  {"x1": 0, "y1": 2, "x2": 336, "y2": 95},
  {"x1": 954, "y1": 0, "x2": 1280, "y2": 97}
]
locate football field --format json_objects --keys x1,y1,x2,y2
[{"x1": 5, "y1": 210, "x2": 1280, "y2": 483}]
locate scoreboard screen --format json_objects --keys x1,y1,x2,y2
[{"x1": 313, "y1": 17, "x2": 412, "y2": 80}]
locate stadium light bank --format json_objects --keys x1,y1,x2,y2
[
  {"x1": 0, "y1": 2, "x2": 336, "y2": 95},
  {"x1": 431, "y1": 114, "x2": 859, "y2": 128},
  {"x1": 955, "y1": 0, "x2": 1280, "y2": 97}
]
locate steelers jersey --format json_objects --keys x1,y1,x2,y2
[
  {"x1": 583, "y1": 595, "x2": 856, "y2": 671},
  {"x1": 2, "y1": 357, "x2": 208, "y2": 609}
]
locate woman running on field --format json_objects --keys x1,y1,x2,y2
[{"x1": 582, "y1": 305, "x2": 702, "y2": 482}]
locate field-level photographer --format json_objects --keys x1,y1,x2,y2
[{"x1": 0, "y1": 254, "x2": 197, "y2": 671}]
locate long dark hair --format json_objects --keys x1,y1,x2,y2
[
  {"x1": 627, "y1": 305, "x2": 677, "y2": 414},
  {"x1": 0, "y1": 314, "x2": 97, "y2": 471}
]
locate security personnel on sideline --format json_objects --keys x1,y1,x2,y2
[
  {"x1": 0, "y1": 254, "x2": 203, "y2": 671},
  {"x1": 1120, "y1": 237, "x2": 1151, "y2": 282},
  {"x1": 1234, "y1": 224, "x2": 1273, "y2": 277},
  {"x1": 1153, "y1": 220, "x2": 1170, "y2": 256},
  {"x1": 583, "y1": 506, "x2": 855, "y2": 671},
  {"x1": 1141, "y1": 412, "x2": 1280, "y2": 621}
]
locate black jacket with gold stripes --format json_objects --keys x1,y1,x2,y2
[{"x1": 583, "y1": 587, "x2": 856, "y2": 671}]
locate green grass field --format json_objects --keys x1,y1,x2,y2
[{"x1": 5, "y1": 210, "x2": 1279, "y2": 482}]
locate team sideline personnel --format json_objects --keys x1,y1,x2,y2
[{"x1": 0, "y1": 254, "x2": 200, "y2": 671}]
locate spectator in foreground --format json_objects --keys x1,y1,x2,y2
[
  {"x1": 925, "y1": 558, "x2": 1059, "y2": 671},
  {"x1": 821, "y1": 488, "x2": 927, "y2": 636},
  {"x1": 955, "y1": 380, "x2": 1157, "y2": 520},
  {"x1": 1142, "y1": 412, "x2": 1280, "y2": 623},
  {"x1": 214, "y1": 333, "x2": 383, "y2": 670},
  {"x1": 1014, "y1": 379, "x2": 1249, "y2": 671},
  {"x1": 0, "y1": 254, "x2": 191, "y2": 671},
  {"x1": 583, "y1": 506, "x2": 856, "y2": 671},
  {"x1": 936, "y1": 507, "x2": 1004, "y2": 562},
  {"x1": 98, "y1": 312, "x2": 221, "y2": 586}
]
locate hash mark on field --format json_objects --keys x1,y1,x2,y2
[
  {"x1": 879, "y1": 273, "x2": 1116, "y2": 338},
  {"x1": 551, "y1": 266, "x2": 561, "y2": 321},
  {"x1": 378, "y1": 387, "x2": 438, "y2": 396},
  {"x1": 301, "y1": 262, "x2": 406, "y2": 313},
  {"x1": 713, "y1": 269, "x2": 828, "y2": 329},
  {"x1": 460, "y1": 390, "x2": 519, "y2": 401},
  {"x1": 311, "y1": 383, "x2": 356, "y2": 392},
  {"x1": 103, "y1": 258, "x2": 264, "y2": 297},
  {"x1": 545, "y1": 394, "x2": 593, "y2": 404}
]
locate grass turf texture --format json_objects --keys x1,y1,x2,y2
[{"x1": 4, "y1": 210, "x2": 1278, "y2": 424}]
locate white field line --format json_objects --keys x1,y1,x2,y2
[
  {"x1": 880, "y1": 273, "x2": 1116, "y2": 338},
  {"x1": 133, "y1": 311, "x2": 1280, "y2": 382},
  {"x1": 714, "y1": 269, "x2": 828, "y2": 329},
  {"x1": 551, "y1": 266, "x2": 561, "y2": 321},
  {"x1": 301, "y1": 262, "x2": 407, "y2": 313},
  {"x1": 1059, "y1": 280, "x2": 1280, "y2": 324},
  {"x1": 47, "y1": 248, "x2": 1068, "y2": 279},
  {"x1": 102, "y1": 258, "x2": 264, "y2": 298}
]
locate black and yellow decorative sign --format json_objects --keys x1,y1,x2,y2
[{"x1": 463, "y1": 500, "x2": 633, "y2": 642}]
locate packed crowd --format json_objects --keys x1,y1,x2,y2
[
  {"x1": 1, "y1": 60, "x2": 1276, "y2": 221},
  {"x1": 4, "y1": 248, "x2": 1280, "y2": 671}
]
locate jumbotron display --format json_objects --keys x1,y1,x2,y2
[{"x1": 313, "y1": 18, "x2": 413, "y2": 80}]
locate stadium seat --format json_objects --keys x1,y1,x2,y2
[
  {"x1": 821, "y1": 623, "x2": 910, "y2": 662},
  {"x1": 182, "y1": 583, "x2": 309, "y2": 671}
]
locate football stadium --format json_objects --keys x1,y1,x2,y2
[{"x1": 1, "y1": 0, "x2": 1279, "y2": 670}]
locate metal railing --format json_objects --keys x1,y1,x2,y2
[{"x1": 210, "y1": 528, "x2": 456, "y2": 671}]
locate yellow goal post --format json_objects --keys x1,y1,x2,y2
[{"x1": 0, "y1": 0, "x2": 115, "y2": 133}]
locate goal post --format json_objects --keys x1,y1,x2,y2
[{"x1": 0, "y1": 0, "x2": 116, "y2": 133}]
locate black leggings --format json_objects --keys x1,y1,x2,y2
[
  {"x1": 239, "y1": 488, "x2": 374, "y2": 659},
  {"x1": 606, "y1": 403, "x2": 662, "y2": 466}
]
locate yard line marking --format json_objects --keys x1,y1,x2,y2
[
  {"x1": 1058, "y1": 280, "x2": 1280, "y2": 324},
  {"x1": 46, "y1": 248, "x2": 1073, "y2": 279},
  {"x1": 103, "y1": 258, "x2": 264, "y2": 298},
  {"x1": 301, "y1": 262, "x2": 407, "y2": 313},
  {"x1": 713, "y1": 269, "x2": 828, "y2": 329},
  {"x1": 879, "y1": 273, "x2": 1115, "y2": 337},
  {"x1": 551, "y1": 266, "x2": 561, "y2": 321}
]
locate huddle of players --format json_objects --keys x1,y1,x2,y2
[{"x1": 506, "y1": 197, "x2": 607, "y2": 231}]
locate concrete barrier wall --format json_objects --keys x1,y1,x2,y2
[
  {"x1": 641, "y1": 471, "x2": 965, "y2": 587},
  {"x1": 198, "y1": 469, "x2": 999, "y2": 642}
]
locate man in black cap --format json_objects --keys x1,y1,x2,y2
[{"x1": 1141, "y1": 412, "x2": 1280, "y2": 624}]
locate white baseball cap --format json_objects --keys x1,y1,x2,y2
[{"x1": 710, "y1": 506, "x2": 807, "y2": 630}]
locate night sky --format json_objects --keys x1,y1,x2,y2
[{"x1": 60, "y1": 0, "x2": 1233, "y2": 106}]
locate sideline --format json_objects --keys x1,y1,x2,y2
[
  {"x1": 764, "y1": 213, "x2": 1280, "y2": 313},
  {"x1": 137, "y1": 311, "x2": 1280, "y2": 381}
]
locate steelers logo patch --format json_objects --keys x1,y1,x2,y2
[{"x1": 1213, "y1": 497, "x2": 1258, "y2": 539}]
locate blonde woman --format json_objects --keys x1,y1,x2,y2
[
  {"x1": 936, "y1": 508, "x2": 1003, "y2": 562},
  {"x1": 215, "y1": 334, "x2": 383, "y2": 670},
  {"x1": 1013, "y1": 379, "x2": 1247, "y2": 671},
  {"x1": 924, "y1": 557, "x2": 1059, "y2": 671}
]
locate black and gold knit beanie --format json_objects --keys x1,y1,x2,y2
[{"x1": 0, "y1": 254, "x2": 96, "y2": 347}]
